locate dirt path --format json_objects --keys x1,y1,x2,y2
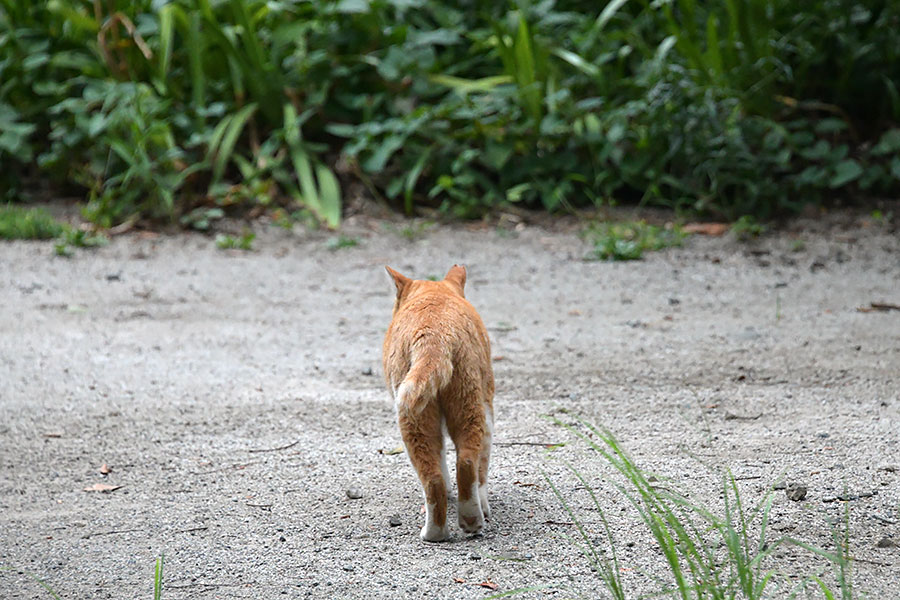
[{"x1": 1, "y1": 211, "x2": 898, "y2": 599}]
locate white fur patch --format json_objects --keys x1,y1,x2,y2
[
  {"x1": 458, "y1": 483, "x2": 483, "y2": 535},
  {"x1": 480, "y1": 407, "x2": 493, "y2": 520},
  {"x1": 421, "y1": 502, "x2": 449, "y2": 542}
]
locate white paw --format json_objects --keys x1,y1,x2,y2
[
  {"x1": 420, "y1": 522, "x2": 450, "y2": 542},
  {"x1": 458, "y1": 498, "x2": 484, "y2": 535},
  {"x1": 479, "y1": 487, "x2": 491, "y2": 521}
]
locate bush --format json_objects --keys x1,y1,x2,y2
[{"x1": 1, "y1": 0, "x2": 898, "y2": 226}]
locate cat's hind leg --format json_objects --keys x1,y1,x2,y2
[
  {"x1": 399, "y1": 401, "x2": 449, "y2": 542},
  {"x1": 478, "y1": 407, "x2": 492, "y2": 521}
]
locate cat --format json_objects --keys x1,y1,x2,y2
[{"x1": 382, "y1": 265, "x2": 495, "y2": 542}]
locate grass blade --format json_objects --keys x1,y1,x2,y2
[
  {"x1": 153, "y1": 554, "x2": 164, "y2": 600},
  {"x1": 596, "y1": 0, "x2": 630, "y2": 31},
  {"x1": 212, "y1": 103, "x2": 258, "y2": 183},
  {"x1": 314, "y1": 162, "x2": 341, "y2": 228}
]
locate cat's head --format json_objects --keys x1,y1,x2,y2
[{"x1": 385, "y1": 264, "x2": 466, "y2": 314}]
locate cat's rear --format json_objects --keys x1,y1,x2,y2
[{"x1": 383, "y1": 265, "x2": 494, "y2": 542}]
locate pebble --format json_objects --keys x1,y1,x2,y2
[
  {"x1": 346, "y1": 488, "x2": 363, "y2": 500},
  {"x1": 786, "y1": 484, "x2": 807, "y2": 502},
  {"x1": 389, "y1": 515, "x2": 402, "y2": 527},
  {"x1": 876, "y1": 537, "x2": 897, "y2": 548},
  {"x1": 469, "y1": 552, "x2": 482, "y2": 560},
  {"x1": 342, "y1": 565, "x2": 355, "y2": 572}
]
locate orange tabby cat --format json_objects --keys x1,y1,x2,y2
[{"x1": 383, "y1": 265, "x2": 495, "y2": 542}]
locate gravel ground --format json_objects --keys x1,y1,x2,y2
[{"x1": 1, "y1": 208, "x2": 898, "y2": 599}]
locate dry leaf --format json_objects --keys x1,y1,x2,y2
[
  {"x1": 379, "y1": 447, "x2": 404, "y2": 455},
  {"x1": 857, "y1": 302, "x2": 900, "y2": 313},
  {"x1": 479, "y1": 581, "x2": 499, "y2": 591},
  {"x1": 683, "y1": 222, "x2": 729, "y2": 236},
  {"x1": 83, "y1": 483, "x2": 121, "y2": 493},
  {"x1": 99, "y1": 464, "x2": 111, "y2": 474},
  {"x1": 453, "y1": 578, "x2": 465, "y2": 584},
  {"x1": 43, "y1": 432, "x2": 63, "y2": 438}
]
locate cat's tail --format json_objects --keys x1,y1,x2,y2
[{"x1": 395, "y1": 340, "x2": 453, "y2": 417}]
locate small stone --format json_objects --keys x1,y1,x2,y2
[
  {"x1": 346, "y1": 488, "x2": 363, "y2": 500},
  {"x1": 389, "y1": 515, "x2": 402, "y2": 527},
  {"x1": 876, "y1": 537, "x2": 897, "y2": 548},
  {"x1": 342, "y1": 565, "x2": 355, "y2": 572},
  {"x1": 523, "y1": 553, "x2": 533, "y2": 559},
  {"x1": 279, "y1": 536, "x2": 286, "y2": 542},
  {"x1": 361, "y1": 367, "x2": 374, "y2": 376},
  {"x1": 469, "y1": 552, "x2": 482, "y2": 560},
  {"x1": 786, "y1": 484, "x2": 807, "y2": 502}
]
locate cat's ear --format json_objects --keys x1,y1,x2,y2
[
  {"x1": 444, "y1": 264, "x2": 466, "y2": 295},
  {"x1": 385, "y1": 266, "x2": 412, "y2": 297}
]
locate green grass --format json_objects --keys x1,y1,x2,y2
[
  {"x1": 585, "y1": 220, "x2": 685, "y2": 261},
  {"x1": 0, "y1": 567, "x2": 61, "y2": 599},
  {"x1": 0, "y1": 205, "x2": 107, "y2": 256},
  {"x1": 215, "y1": 231, "x2": 255, "y2": 251},
  {"x1": 0, "y1": 555, "x2": 164, "y2": 599},
  {"x1": 154, "y1": 554, "x2": 163, "y2": 600},
  {"x1": 325, "y1": 234, "x2": 359, "y2": 251},
  {"x1": 0, "y1": 206, "x2": 65, "y2": 240},
  {"x1": 543, "y1": 417, "x2": 861, "y2": 599}
]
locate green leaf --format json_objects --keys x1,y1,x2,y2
[
  {"x1": 799, "y1": 140, "x2": 830, "y2": 161},
  {"x1": 362, "y1": 135, "x2": 404, "y2": 173},
  {"x1": 404, "y1": 148, "x2": 432, "y2": 215},
  {"x1": 829, "y1": 159, "x2": 863, "y2": 188},
  {"x1": 815, "y1": 118, "x2": 848, "y2": 134},
  {"x1": 596, "y1": 0, "x2": 630, "y2": 31},
  {"x1": 890, "y1": 157, "x2": 900, "y2": 181},
  {"x1": 872, "y1": 129, "x2": 900, "y2": 155},
  {"x1": 314, "y1": 163, "x2": 342, "y2": 228},
  {"x1": 158, "y1": 4, "x2": 176, "y2": 81},
  {"x1": 212, "y1": 103, "x2": 258, "y2": 183},
  {"x1": 428, "y1": 74, "x2": 513, "y2": 96},
  {"x1": 551, "y1": 48, "x2": 599, "y2": 77}
]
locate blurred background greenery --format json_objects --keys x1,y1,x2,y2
[{"x1": 1, "y1": 0, "x2": 898, "y2": 228}]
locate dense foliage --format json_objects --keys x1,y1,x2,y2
[{"x1": 1, "y1": 0, "x2": 898, "y2": 226}]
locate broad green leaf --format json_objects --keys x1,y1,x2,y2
[
  {"x1": 890, "y1": 157, "x2": 900, "y2": 181},
  {"x1": 829, "y1": 159, "x2": 863, "y2": 188},
  {"x1": 872, "y1": 129, "x2": 900, "y2": 155}
]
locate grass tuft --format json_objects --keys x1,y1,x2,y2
[
  {"x1": 545, "y1": 417, "x2": 861, "y2": 599},
  {"x1": 0, "y1": 206, "x2": 65, "y2": 240},
  {"x1": 585, "y1": 221, "x2": 685, "y2": 261},
  {"x1": 215, "y1": 231, "x2": 255, "y2": 251}
]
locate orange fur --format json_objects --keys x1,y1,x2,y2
[{"x1": 383, "y1": 265, "x2": 495, "y2": 542}]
